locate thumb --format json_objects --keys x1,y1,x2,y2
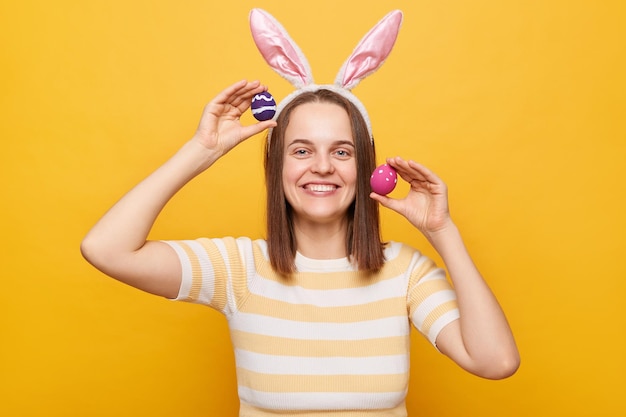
[
  {"x1": 240, "y1": 120, "x2": 277, "y2": 141},
  {"x1": 369, "y1": 192, "x2": 404, "y2": 215}
]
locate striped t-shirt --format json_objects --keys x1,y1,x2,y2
[{"x1": 164, "y1": 237, "x2": 459, "y2": 417}]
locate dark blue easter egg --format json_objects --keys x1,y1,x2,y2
[{"x1": 251, "y1": 91, "x2": 277, "y2": 121}]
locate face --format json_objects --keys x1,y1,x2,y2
[{"x1": 282, "y1": 101, "x2": 357, "y2": 227}]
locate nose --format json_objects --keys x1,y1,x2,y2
[{"x1": 311, "y1": 153, "x2": 334, "y2": 174}]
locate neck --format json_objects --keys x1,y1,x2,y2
[{"x1": 293, "y1": 218, "x2": 348, "y2": 259}]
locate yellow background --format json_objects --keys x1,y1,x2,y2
[{"x1": 2, "y1": 0, "x2": 625, "y2": 415}]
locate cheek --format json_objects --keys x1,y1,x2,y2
[
  {"x1": 281, "y1": 171, "x2": 289, "y2": 194},
  {"x1": 341, "y1": 163, "x2": 358, "y2": 187},
  {"x1": 281, "y1": 160, "x2": 304, "y2": 205},
  {"x1": 281, "y1": 160, "x2": 298, "y2": 187}
]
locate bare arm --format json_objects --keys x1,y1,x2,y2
[
  {"x1": 371, "y1": 157, "x2": 520, "y2": 379},
  {"x1": 81, "y1": 80, "x2": 276, "y2": 298}
]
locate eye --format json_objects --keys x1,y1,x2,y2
[
  {"x1": 292, "y1": 148, "x2": 311, "y2": 157},
  {"x1": 334, "y1": 148, "x2": 352, "y2": 159}
]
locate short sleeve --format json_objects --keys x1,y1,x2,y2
[
  {"x1": 161, "y1": 237, "x2": 253, "y2": 317},
  {"x1": 407, "y1": 254, "x2": 460, "y2": 347}
]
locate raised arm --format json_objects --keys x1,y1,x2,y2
[
  {"x1": 81, "y1": 80, "x2": 276, "y2": 298},
  {"x1": 370, "y1": 157, "x2": 520, "y2": 379}
]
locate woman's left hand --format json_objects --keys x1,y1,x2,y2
[
  {"x1": 372, "y1": 157, "x2": 520, "y2": 379},
  {"x1": 370, "y1": 157, "x2": 452, "y2": 237}
]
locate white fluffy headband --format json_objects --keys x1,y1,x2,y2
[{"x1": 249, "y1": 8, "x2": 403, "y2": 142}]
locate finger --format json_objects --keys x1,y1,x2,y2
[
  {"x1": 387, "y1": 157, "x2": 442, "y2": 186},
  {"x1": 369, "y1": 192, "x2": 404, "y2": 215},
  {"x1": 386, "y1": 157, "x2": 426, "y2": 185},
  {"x1": 239, "y1": 120, "x2": 277, "y2": 141},
  {"x1": 406, "y1": 160, "x2": 443, "y2": 184},
  {"x1": 212, "y1": 80, "x2": 251, "y2": 105},
  {"x1": 230, "y1": 82, "x2": 267, "y2": 110},
  {"x1": 212, "y1": 81, "x2": 263, "y2": 114}
]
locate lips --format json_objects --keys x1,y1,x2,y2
[{"x1": 304, "y1": 183, "x2": 338, "y2": 192}]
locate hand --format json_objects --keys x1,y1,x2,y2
[
  {"x1": 372, "y1": 158, "x2": 520, "y2": 379},
  {"x1": 193, "y1": 80, "x2": 276, "y2": 155},
  {"x1": 370, "y1": 157, "x2": 452, "y2": 237}
]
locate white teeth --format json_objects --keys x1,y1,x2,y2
[{"x1": 307, "y1": 184, "x2": 336, "y2": 192}]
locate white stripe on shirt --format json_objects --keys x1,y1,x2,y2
[
  {"x1": 234, "y1": 349, "x2": 409, "y2": 375},
  {"x1": 230, "y1": 313, "x2": 410, "y2": 341}
]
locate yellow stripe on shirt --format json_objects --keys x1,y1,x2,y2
[
  {"x1": 230, "y1": 330, "x2": 409, "y2": 357},
  {"x1": 178, "y1": 241, "x2": 203, "y2": 303},
  {"x1": 236, "y1": 368, "x2": 408, "y2": 394}
]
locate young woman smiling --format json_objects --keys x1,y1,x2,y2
[{"x1": 82, "y1": 80, "x2": 519, "y2": 416}]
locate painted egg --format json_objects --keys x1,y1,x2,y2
[
  {"x1": 370, "y1": 163, "x2": 397, "y2": 195},
  {"x1": 251, "y1": 91, "x2": 277, "y2": 121}
]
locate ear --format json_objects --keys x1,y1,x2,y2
[
  {"x1": 249, "y1": 8, "x2": 314, "y2": 89},
  {"x1": 335, "y1": 10, "x2": 403, "y2": 90}
]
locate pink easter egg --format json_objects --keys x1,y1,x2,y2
[{"x1": 370, "y1": 163, "x2": 397, "y2": 195}]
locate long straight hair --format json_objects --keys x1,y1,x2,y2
[{"x1": 264, "y1": 89, "x2": 385, "y2": 275}]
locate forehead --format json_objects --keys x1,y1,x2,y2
[{"x1": 284, "y1": 101, "x2": 353, "y2": 143}]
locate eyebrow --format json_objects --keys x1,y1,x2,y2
[{"x1": 287, "y1": 139, "x2": 355, "y2": 148}]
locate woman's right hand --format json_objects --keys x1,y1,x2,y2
[
  {"x1": 193, "y1": 80, "x2": 277, "y2": 155},
  {"x1": 81, "y1": 80, "x2": 276, "y2": 299}
]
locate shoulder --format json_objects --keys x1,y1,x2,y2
[
  {"x1": 384, "y1": 241, "x2": 443, "y2": 281},
  {"x1": 163, "y1": 236, "x2": 267, "y2": 265},
  {"x1": 215, "y1": 237, "x2": 269, "y2": 268},
  {"x1": 383, "y1": 241, "x2": 428, "y2": 268},
  {"x1": 383, "y1": 241, "x2": 413, "y2": 260}
]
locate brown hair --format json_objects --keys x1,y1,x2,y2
[{"x1": 264, "y1": 89, "x2": 385, "y2": 275}]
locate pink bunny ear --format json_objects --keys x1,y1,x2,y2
[
  {"x1": 249, "y1": 8, "x2": 313, "y2": 89},
  {"x1": 336, "y1": 10, "x2": 403, "y2": 90}
]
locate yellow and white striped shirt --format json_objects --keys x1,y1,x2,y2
[{"x1": 164, "y1": 237, "x2": 459, "y2": 417}]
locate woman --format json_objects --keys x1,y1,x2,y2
[{"x1": 81, "y1": 80, "x2": 519, "y2": 416}]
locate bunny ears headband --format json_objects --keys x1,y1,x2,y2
[{"x1": 249, "y1": 8, "x2": 403, "y2": 143}]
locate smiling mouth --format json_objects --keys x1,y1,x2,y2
[{"x1": 305, "y1": 184, "x2": 337, "y2": 192}]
